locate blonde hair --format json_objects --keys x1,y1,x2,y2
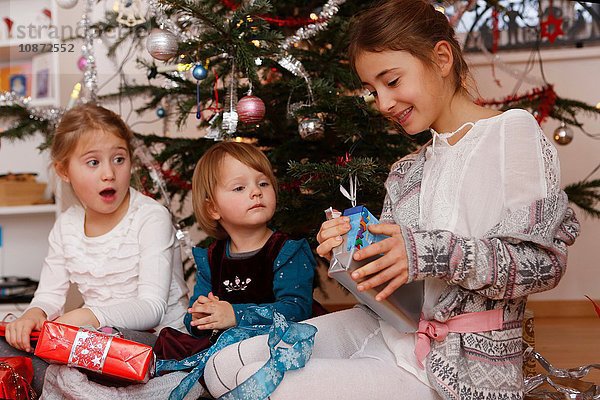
[
  {"x1": 51, "y1": 104, "x2": 134, "y2": 169},
  {"x1": 348, "y1": 0, "x2": 470, "y2": 94},
  {"x1": 192, "y1": 142, "x2": 277, "y2": 240}
]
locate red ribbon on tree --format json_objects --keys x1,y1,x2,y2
[
  {"x1": 477, "y1": 85, "x2": 557, "y2": 124},
  {"x1": 220, "y1": 0, "x2": 325, "y2": 27}
]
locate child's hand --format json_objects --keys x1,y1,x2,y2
[
  {"x1": 189, "y1": 293, "x2": 215, "y2": 321},
  {"x1": 5, "y1": 308, "x2": 47, "y2": 352},
  {"x1": 316, "y1": 214, "x2": 351, "y2": 260},
  {"x1": 188, "y1": 292, "x2": 236, "y2": 329},
  {"x1": 351, "y1": 223, "x2": 409, "y2": 301},
  {"x1": 189, "y1": 292, "x2": 236, "y2": 330}
]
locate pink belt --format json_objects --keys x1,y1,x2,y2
[{"x1": 414, "y1": 309, "x2": 504, "y2": 369}]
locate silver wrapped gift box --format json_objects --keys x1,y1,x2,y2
[{"x1": 328, "y1": 206, "x2": 423, "y2": 333}]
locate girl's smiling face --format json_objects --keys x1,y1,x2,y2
[{"x1": 355, "y1": 49, "x2": 447, "y2": 134}]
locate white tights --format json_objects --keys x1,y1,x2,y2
[{"x1": 204, "y1": 307, "x2": 441, "y2": 399}]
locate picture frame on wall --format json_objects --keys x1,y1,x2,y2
[
  {"x1": 9, "y1": 74, "x2": 28, "y2": 96},
  {"x1": 31, "y1": 52, "x2": 56, "y2": 105}
]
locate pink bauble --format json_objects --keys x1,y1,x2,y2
[
  {"x1": 236, "y1": 95, "x2": 266, "y2": 124},
  {"x1": 77, "y1": 56, "x2": 87, "y2": 71}
]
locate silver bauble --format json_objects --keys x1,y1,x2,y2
[
  {"x1": 146, "y1": 29, "x2": 179, "y2": 61},
  {"x1": 553, "y1": 123, "x2": 573, "y2": 145},
  {"x1": 56, "y1": 0, "x2": 78, "y2": 9},
  {"x1": 298, "y1": 115, "x2": 325, "y2": 140}
]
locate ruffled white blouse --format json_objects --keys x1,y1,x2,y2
[
  {"x1": 380, "y1": 109, "x2": 559, "y2": 386},
  {"x1": 27, "y1": 188, "x2": 188, "y2": 332}
]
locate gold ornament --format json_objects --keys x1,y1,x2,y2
[{"x1": 553, "y1": 122, "x2": 573, "y2": 145}]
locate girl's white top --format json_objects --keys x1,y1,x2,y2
[
  {"x1": 380, "y1": 109, "x2": 559, "y2": 386},
  {"x1": 27, "y1": 188, "x2": 188, "y2": 332}
]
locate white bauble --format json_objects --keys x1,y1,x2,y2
[{"x1": 56, "y1": 0, "x2": 79, "y2": 9}]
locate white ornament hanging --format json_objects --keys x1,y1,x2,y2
[
  {"x1": 56, "y1": 0, "x2": 79, "y2": 9},
  {"x1": 146, "y1": 29, "x2": 179, "y2": 61},
  {"x1": 115, "y1": 0, "x2": 146, "y2": 27}
]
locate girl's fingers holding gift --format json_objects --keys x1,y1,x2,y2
[
  {"x1": 356, "y1": 261, "x2": 404, "y2": 293},
  {"x1": 351, "y1": 254, "x2": 389, "y2": 281},
  {"x1": 354, "y1": 238, "x2": 391, "y2": 261},
  {"x1": 316, "y1": 237, "x2": 343, "y2": 259},
  {"x1": 375, "y1": 274, "x2": 408, "y2": 301},
  {"x1": 367, "y1": 223, "x2": 401, "y2": 236},
  {"x1": 317, "y1": 217, "x2": 350, "y2": 243}
]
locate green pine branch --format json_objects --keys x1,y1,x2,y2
[
  {"x1": 564, "y1": 179, "x2": 600, "y2": 218},
  {"x1": 0, "y1": 105, "x2": 54, "y2": 147}
]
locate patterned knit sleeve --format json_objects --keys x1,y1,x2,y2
[{"x1": 401, "y1": 191, "x2": 579, "y2": 300}]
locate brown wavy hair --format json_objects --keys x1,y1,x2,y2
[
  {"x1": 192, "y1": 141, "x2": 278, "y2": 240},
  {"x1": 52, "y1": 104, "x2": 134, "y2": 169},
  {"x1": 348, "y1": 0, "x2": 470, "y2": 93}
]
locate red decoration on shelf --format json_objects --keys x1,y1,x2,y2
[
  {"x1": 540, "y1": 3, "x2": 564, "y2": 44},
  {"x1": 42, "y1": 8, "x2": 53, "y2": 20},
  {"x1": 3, "y1": 17, "x2": 14, "y2": 38},
  {"x1": 477, "y1": 85, "x2": 557, "y2": 124}
]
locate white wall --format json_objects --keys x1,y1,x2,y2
[{"x1": 467, "y1": 47, "x2": 600, "y2": 301}]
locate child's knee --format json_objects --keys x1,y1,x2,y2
[
  {"x1": 235, "y1": 361, "x2": 264, "y2": 385},
  {"x1": 204, "y1": 346, "x2": 241, "y2": 396},
  {"x1": 204, "y1": 336, "x2": 271, "y2": 397}
]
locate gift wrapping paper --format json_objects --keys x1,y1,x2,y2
[
  {"x1": 328, "y1": 205, "x2": 423, "y2": 333},
  {"x1": 0, "y1": 356, "x2": 34, "y2": 400},
  {"x1": 34, "y1": 321, "x2": 154, "y2": 383}
]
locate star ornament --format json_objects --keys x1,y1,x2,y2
[{"x1": 540, "y1": 13, "x2": 564, "y2": 44}]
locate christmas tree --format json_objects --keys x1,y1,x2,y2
[{"x1": 2, "y1": 0, "x2": 600, "y2": 250}]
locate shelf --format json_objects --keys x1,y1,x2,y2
[{"x1": 0, "y1": 203, "x2": 57, "y2": 215}]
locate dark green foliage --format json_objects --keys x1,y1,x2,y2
[{"x1": 564, "y1": 179, "x2": 600, "y2": 218}]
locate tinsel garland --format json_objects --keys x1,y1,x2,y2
[
  {"x1": 280, "y1": 0, "x2": 347, "y2": 51},
  {"x1": 524, "y1": 346, "x2": 600, "y2": 399},
  {"x1": 0, "y1": 91, "x2": 63, "y2": 132},
  {"x1": 80, "y1": 0, "x2": 98, "y2": 102}
]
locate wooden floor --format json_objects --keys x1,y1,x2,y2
[{"x1": 532, "y1": 317, "x2": 600, "y2": 383}]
